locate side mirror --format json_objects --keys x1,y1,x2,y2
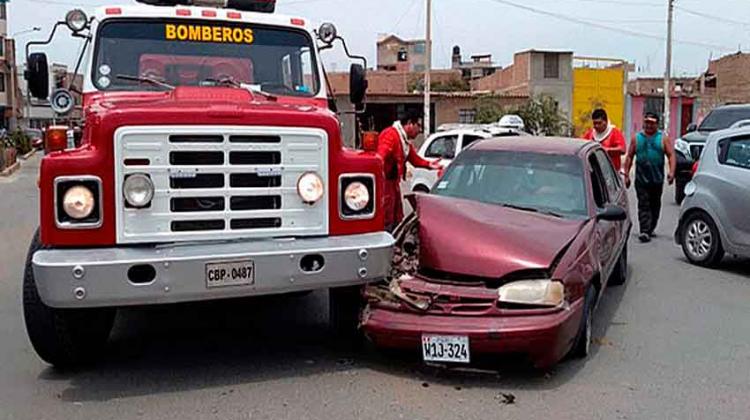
[
  {"x1": 349, "y1": 63, "x2": 367, "y2": 108},
  {"x1": 596, "y1": 205, "x2": 627, "y2": 222},
  {"x1": 24, "y1": 53, "x2": 49, "y2": 100},
  {"x1": 686, "y1": 123, "x2": 697, "y2": 133}
]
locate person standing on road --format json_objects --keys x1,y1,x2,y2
[
  {"x1": 376, "y1": 111, "x2": 442, "y2": 232},
  {"x1": 623, "y1": 112, "x2": 677, "y2": 243},
  {"x1": 582, "y1": 108, "x2": 627, "y2": 171}
]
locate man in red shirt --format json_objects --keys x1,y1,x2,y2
[
  {"x1": 376, "y1": 111, "x2": 441, "y2": 231},
  {"x1": 582, "y1": 108, "x2": 627, "y2": 171}
]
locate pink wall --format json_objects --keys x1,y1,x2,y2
[{"x1": 629, "y1": 96, "x2": 681, "y2": 140}]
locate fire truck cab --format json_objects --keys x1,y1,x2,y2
[{"x1": 23, "y1": 0, "x2": 392, "y2": 367}]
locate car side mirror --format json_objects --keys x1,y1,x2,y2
[
  {"x1": 24, "y1": 53, "x2": 49, "y2": 100},
  {"x1": 686, "y1": 123, "x2": 697, "y2": 133},
  {"x1": 597, "y1": 205, "x2": 627, "y2": 222},
  {"x1": 349, "y1": 63, "x2": 367, "y2": 109}
]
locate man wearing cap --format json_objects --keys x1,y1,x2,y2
[
  {"x1": 582, "y1": 108, "x2": 627, "y2": 171},
  {"x1": 623, "y1": 112, "x2": 676, "y2": 243},
  {"x1": 376, "y1": 111, "x2": 442, "y2": 232}
]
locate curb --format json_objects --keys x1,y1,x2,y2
[
  {"x1": 19, "y1": 149, "x2": 37, "y2": 160},
  {"x1": 0, "y1": 161, "x2": 21, "y2": 177}
]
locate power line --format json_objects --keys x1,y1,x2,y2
[
  {"x1": 676, "y1": 6, "x2": 750, "y2": 27},
  {"x1": 390, "y1": 0, "x2": 420, "y2": 35},
  {"x1": 482, "y1": 0, "x2": 734, "y2": 51}
]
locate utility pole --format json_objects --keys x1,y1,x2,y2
[
  {"x1": 423, "y1": 0, "x2": 432, "y2": 137},
  {"x1": 664, "y1": 0, "x2": 674, "y2": 138}
]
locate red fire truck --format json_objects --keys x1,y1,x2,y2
[{"x1": 23, "y1": 0, "x2": 393, "y2": 367}]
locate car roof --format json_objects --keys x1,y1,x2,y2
[
  {"x1": 713, "y1": 103, "x2": 750, "y2": 111},
  {"x1": 432, "y1": 129, "x2": 490, "y2": 136},
  {"x1": 469, "y1": 136, "x2": 593, "y2": 155}
]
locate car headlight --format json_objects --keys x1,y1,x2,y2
[
  {"x1": 498, "y1": 280, "x2": 564, "y2": 307},
  {"x1": 63, "y1": 185, "x2": 95, "y2": 220},
  {"x1": 684, "y1": 181, "x2": 697, "y2": 197},
  {"x1": 297, "y1": 172, "x2": 325, "y2": 204},
  {"x1": 123, "y1": 173, "x2": 155, "y2": 208},
  {"x1": 675, "y1": 139, "x2": 691, "y2": 157},
  {"x1": 344, "y1": 181, "x2": 370, "y2": 211}
]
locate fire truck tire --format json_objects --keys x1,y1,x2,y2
[
  {"x1": 22, "y1": 229, "x2": 116, "y2": 369},
  {"x1": 328, "y1": 285, "x2": 363, "y2": 339}
]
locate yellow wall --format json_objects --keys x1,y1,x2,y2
[{"x1": 573, "y1": 67, "x2": 625, "y2": 136}]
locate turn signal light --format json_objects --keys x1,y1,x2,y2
[{"x1": 45, "y1": 126, "x2": 69, "y2": 153}]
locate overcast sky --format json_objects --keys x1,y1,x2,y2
[{"x1": 9, "y1": 0, "x2": 750, "y2": 77}]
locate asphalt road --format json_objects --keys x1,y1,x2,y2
[{"x1": 1, "y1": 155, "x2": 748, "y2": 420}]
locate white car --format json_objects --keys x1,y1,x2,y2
[{"x1": 406, "y1": 128, "x2": 524, "y2": 192}]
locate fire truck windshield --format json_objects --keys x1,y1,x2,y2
[{"x1": 92, "y1": 18, "x2": 320, "y2": 97}]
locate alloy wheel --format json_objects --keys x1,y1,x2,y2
[{"x1": 685, "y1": 219, "x2": 713, "y2": 260}]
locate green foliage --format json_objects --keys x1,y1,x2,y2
[
  {"x1": 473, "y1": 94, "x2": 572, "y2": 136},
  {"x1": 408, "y1": 77, "x2": 469, "y2": 93},
  {"x1": 10, "y1": 129, "x2": 32, "y2": 155}
]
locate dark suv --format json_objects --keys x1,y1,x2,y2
[{"x1": 674, "y1": 104, "x2": 750, "y2": 203}]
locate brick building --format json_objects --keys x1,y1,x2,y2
[
  {"x1": 471, "y1": 49, "x2": 574, "y2": 120},
  {"x1": 695, "y1": 52, "x2": 750, "y2": 121},
  {"x1": 451, "y1": 46, "x2": 500, "y2": 81},
  {"x1": 376, "y1": 34, "x2": 427, "y2": 72},
  {"x1": 0, "y1": 3, "x2": 23, "y2": 130}
]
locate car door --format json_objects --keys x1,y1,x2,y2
[
  {"x1": 458, "y1": 133, "x2": 487, "y2": 154},
  {"x1": 715, "y1": 135, "x2": 750, "y2": 248},
  {"x1": 594, "y1": 149, "x2": 629, "y2": 249},
  {"x1": 410, "y1": 134, "x2": 458, "y2": 192},
  {"x1": 587, "y1": 151, "x2": 618, "y2": 281}
]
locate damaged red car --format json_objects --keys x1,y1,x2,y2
[{"x1": 362, "y1": 137, "x2": 631, "y2": 369}]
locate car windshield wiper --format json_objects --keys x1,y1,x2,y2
[
  {"x1": 116, "y1": 74, "x2": 174, "y2": 90},
  {"x1": 200, "y1": 78, "x2": 278, "y2": 101},
  {"x1": 501, "y1": 203, "x2": 563, "y2": 218}
]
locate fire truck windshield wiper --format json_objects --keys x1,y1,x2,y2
[
  {"x1": 199, "y1": 78, "x2": 278, "y2": 101},
  {"x1": 116, "y1": 74, "x2": 174, "y2": 90}
]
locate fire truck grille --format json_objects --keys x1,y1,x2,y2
[{"x1": 115, "y1": 126, "x2": 329, "y2": 244}]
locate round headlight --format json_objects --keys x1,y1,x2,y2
[
  {"x1": 123, "y1": 174, "x2": 154, "y2": 208},
  {"x1": 684, "y1": 181, "x2": 697, "y2": 197},
  {"x1": 63, "y1": 185, "x2": 95, "y2": 220},
  {"x1": 65, "y1": 9, "x2": 88, "y2": 32},
  {"x1": 344, "y1": 181, "x2": 370, "y2": 211},
  {"x1": 297, "y1": 172, "x2": 325, "y2": 204}
]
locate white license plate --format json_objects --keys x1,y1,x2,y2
[
  {"x1": 422, "y1": 335, "x2": 470, "y2": 363},
  {"x1": 205, "y1": 259, "x2": 255, "y2": 288}
]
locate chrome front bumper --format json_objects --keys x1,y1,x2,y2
[{"x1": 32, "y1": 232, "x2": 394, "y2": 308}]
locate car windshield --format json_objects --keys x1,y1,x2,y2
[
  {"x1": 699, "y1": 108, "x2": 750, "y2": 131},
  {"x1": 92, "y1": 19, "x2": 319, "y2": 97},
  {"x1": 434, "y1": 150, "x2": 588, "y2": 218}
]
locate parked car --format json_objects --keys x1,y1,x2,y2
[
  {"x1": 675, "y1": 126, "x2": 750, "y2": 267},
  {"x1": 363, "y1": 137, "x2": 631, "y2": 369},
  {"x1": 407, "y1": 127, "x2": 524, "y2": 193},
  {"x1": 674, "y1": 104, "x2": 750, "y2": 203},
  {"x1": 24, "y1": 128, "x2": 44, "y2": 150}
]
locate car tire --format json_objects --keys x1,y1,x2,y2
[
  {"x1": 329, "y1": 285, "x2": 363, "y2": 340},
  {"x1": 675, "y1": 177, "x2": 687, "y2": 205},
  {"x1": 412, "y1": 184, "x2": 430, "y2": 194},
  {"x1": 680, "y1": 212, "x2": 725, "y2": 268},
  {"x1": 608, "y1": 242, "x2": 628, "y2": 286},
  {"x1": 569, "y1": 286, "x2": 596, "y2": 359},
  {"x1": 23, "y1": 230, "x2": 115, "y2": 368}
]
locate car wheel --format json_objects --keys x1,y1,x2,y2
[
  {"x1": 23, "y1": 230, "x2": 115, "y2": 368},
  {"x1": 680, "y1": 212, "x2": 725, "y2": 267},
  {"x1": 329, "y1": 285, "x2": 363, "y2": 340},
  {"x1": 675, "y1": 177, "x2": 687, "y2": 204},
  {"x1": 569, "y1": 286, "x2": 596, "y2": 359},
  {"x1": 412, "y1": 184, "x2": 430, "y2": 194},
  {"x1": 608, "y1": 241, "x2": 628, "y2": 286}
]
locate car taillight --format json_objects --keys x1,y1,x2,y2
[
  {"x1": 691, "y1": 160, "x2": 700, "y2": 176},
  {"x1": 45, "y1": 126, "x2": 69, "y2": 153}
]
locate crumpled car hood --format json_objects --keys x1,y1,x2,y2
[{"x1": 415, "y1": 194, "x2": 586, "y2": 279}]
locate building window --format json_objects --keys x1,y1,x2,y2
[
  {"x1": 397, "y1": 48, "x2": 408, "y2": 62},
  {"x1": 459, "y1": 109, "x2": 476, "y2": 124},
  {"x1": 413, "y1": 42, "x2": 426, "y2": 54},
  {"x1": 0, "y1": 74, "x2": 6, "y2": 93},
  {"x1": 0, "y1": 4, "x2": 6, "y2": 20},
  {"x1": 544, "y1": 53, "x2": 559, "y2": 79},
  {"x1": 413, "y1": 64, "x2": 425, "y2": 72},
  {"x1": 0, "y1": 38, "x2": 4, "y2": 57}
]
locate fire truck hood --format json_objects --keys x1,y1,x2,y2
[{"x1": 85, "y1": 87, "x2": 335, "y2": 131}]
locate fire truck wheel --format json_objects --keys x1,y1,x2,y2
[
  {"x1": 22, "y1": 229, "x2": 116, "y2": 369},
  {"x1": 329, "y1": 285, "x2": 363, "y2": 341}
]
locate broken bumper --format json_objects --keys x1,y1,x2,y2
[
  {"x1": 32, "y1": 232, "x2": 394, "y2": 308},
  {"x1": 362, "y1": 299, "x2": 584, "y2": 368}
]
